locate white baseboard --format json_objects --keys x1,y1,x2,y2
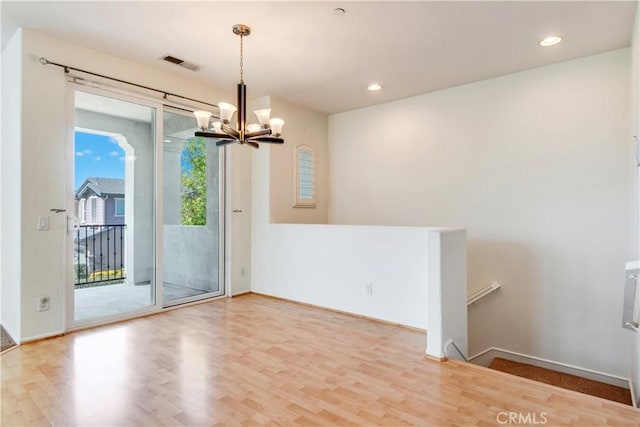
[
  {"x1": 21, "y1": 329, "x2": 65, "y2": 344},
  {"x1": 469, "y1": 347, "x2": 631, "y2": 389}
]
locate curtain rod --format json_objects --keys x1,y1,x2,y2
[{"x1": 39, "y1": 57, "x2": 218, "y2": 109}]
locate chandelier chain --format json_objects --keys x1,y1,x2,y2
[{"x1": 240, "y1": 34, "x2": 244, "y2": 83}]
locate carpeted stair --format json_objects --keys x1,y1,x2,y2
[
  {"x1": 489, "y1": 357, "x2": 632, "y2": 406},
  {"x1": 1, "y1": 325, "x2": 17, "y2": 353}
]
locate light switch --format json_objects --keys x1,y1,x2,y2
[{"x1": 37, "y1": 215, "x2": 49, "y2": 231}]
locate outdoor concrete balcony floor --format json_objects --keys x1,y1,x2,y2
[
  {"x1": 74, "y1": 282, "x2": 216, "y2": 321},
  {"x1": 74, "y1": 282, "x2": 153, "y2": 321}
]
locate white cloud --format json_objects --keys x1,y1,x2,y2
[
  {"x1": 119, "y1": 156, "x2": 125, "y2": 161},
  {"x1": 94, "y1": 156, "x2": 102, "y2": 161},
  {"x1": 76, "y1": 152, "x2": 84, "y2": 157},
  {"x1": 82, "y1": 148, "x2": 93, "y2": 155},
  {"x1": 109, "y1": 151, "x2": 119, "y2": 157}
]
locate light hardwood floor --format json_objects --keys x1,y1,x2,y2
[{"x1": 2, "y1": 294, "x2": 639, "y2": 426}]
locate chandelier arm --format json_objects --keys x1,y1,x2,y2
[
  {"x1": 246, "y1": 141, "x2": 260, "y2": 149},
  {"x1": 221, "y1": 123, "x2": 240, "y2": 139},
  {"x1": 245, "y1": 128, "x2": 272, "y2": 139},
  {"x1": 195, "y1": 131, "x2": 235, "y2": 139}
]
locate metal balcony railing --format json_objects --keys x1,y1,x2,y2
[{"x1": 75, "y1": 224, "x2": 126, "y2": 287}]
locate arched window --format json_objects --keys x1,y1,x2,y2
[{"x1": 293, "y1": 145, "x2": 316, "y2": 208}]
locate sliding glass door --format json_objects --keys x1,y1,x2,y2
[
  {"x1": 71, "y1": 89, "x2": 157, "y2": 323},
  {"x1": 162, "y1": 110, "x2": 224, "y2": 305},
  {"x1": 67, "y1": 87, "x2": 225, "y2": 328}
]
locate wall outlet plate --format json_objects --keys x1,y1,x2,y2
[{"x1": 37, "y1": 296, "x2": 50, "y2": 312}]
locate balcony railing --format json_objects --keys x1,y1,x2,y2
[{"x1": 75, "y1": 224, "x2": 126, "y2": 287}]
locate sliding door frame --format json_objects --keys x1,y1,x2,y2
[
  {"x1": 162, "y1": 106, "x2": 226, "y2": 307},
  {"x1": 64, "y1": 82, "x2": 226, "y2": 331}
]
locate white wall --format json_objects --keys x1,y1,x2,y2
[
  {"x1": 0, "y1": 28, "x2": 23, "y2": 342},
  {"x1": 329, "y1": 49, "x2": 632, "y2": 377},
  {"x1": 252, "y1": 146, "x2": 467, "y2": 343},
  {"x1": 8, "y1": 28, "x2": 248, "y2": 340},
  {"x1": 427, "y1": 229, "x2": 468, "y2": 359},
  {"x1": 231, "y1": 94, "x2": 328, "y2": 291},
  {"x1": 228, "y1": 145, "x2": 252, "y2": 295},
  {"x1": 630, "y1": 6, "x2": 640, "y2": 407},
  {"x1": 268, "y1": 96, "x2": 329, "y2": 224},
  {"x1": 254, "y1": 223, "x2": 432, "y2": 328}
]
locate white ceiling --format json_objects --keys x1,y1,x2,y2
[{"x1": 2, "y1": 1, "x2": 637, "y2": 114}]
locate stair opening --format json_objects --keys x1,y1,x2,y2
[{"x1": 489, "y1": 357, "x2": 632, "y2": 406}]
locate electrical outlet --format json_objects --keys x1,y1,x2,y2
[
  {"x1": 240, "y1": 267, "x2": 246, "y2": 277},
  {"x1": 366, "y1": 282, "x2": 373, "y2": 296},
  {"x1": 37, "y1": 296, "x2": 50, "y2": 312}
]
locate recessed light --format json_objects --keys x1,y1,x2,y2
[
  {"x1": 539, "y1": 36, "x2": 563, "y2": 47},
  {"x1": 367, "y1": 83, "x2": 382, "y2": 91}
]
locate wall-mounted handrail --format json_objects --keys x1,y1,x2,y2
[
  {"x1": 625, "y1": 322, "x2": 639, "y2": 332},
  {"x1": 445, "y1": 339, "x2": 469, "y2": 362},
  {"x1": 623, "y1": 266, "x2": 639, "y2": 333},
  {"x1": 467, "y1": 282, "x2": 501, "y2": 306}
]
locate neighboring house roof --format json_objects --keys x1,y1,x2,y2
[{"x1": 75, "y1": 177, "x2": 124, "y2": 200}]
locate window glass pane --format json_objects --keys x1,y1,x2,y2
[
  {"x1": 73, "y1": 90, "x2": 156, "y2": 322},
  {"x1": 90, "y1": 198, "x2": 97, "y2": 223},
  {"x1": 297, "y1": 147, "x2": 315, "y2": 201},
  {"x1": 295, "y1": 146, "x2": 315, "y2": 206},
  {"x1": 115, "y1": 198, "x2": 125, "y2": 216},
  {"x1": 180, "y1": 138, "x2": 207, "y2": 226},
  {"x1": 163, "y1": 111, "x2": 223, "y2": 304}
]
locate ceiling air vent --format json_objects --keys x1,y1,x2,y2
[{"x1": 161, "y1": 55, "x2": 200, "y2": 71}]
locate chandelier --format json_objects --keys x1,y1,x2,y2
[{"x1": 194, "y1": 24, "x2": 285, "y2": 149}]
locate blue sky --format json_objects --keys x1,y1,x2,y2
[{"x1": 75, "y1": 131, "x2": 124, "y2": 190}]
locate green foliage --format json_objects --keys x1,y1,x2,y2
[
  {"x1": 74, "y1": 265, "x2": 124, "y2": 288},
  {"x1": 88, "y1": 268, "x2": 126, "y2": 281},
  {"x1": 75, "y1": 264, "x2": 88, "y2": 281},
  {"x1": 181, "y1": 137, "x2": 207, "y2": 226}
]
